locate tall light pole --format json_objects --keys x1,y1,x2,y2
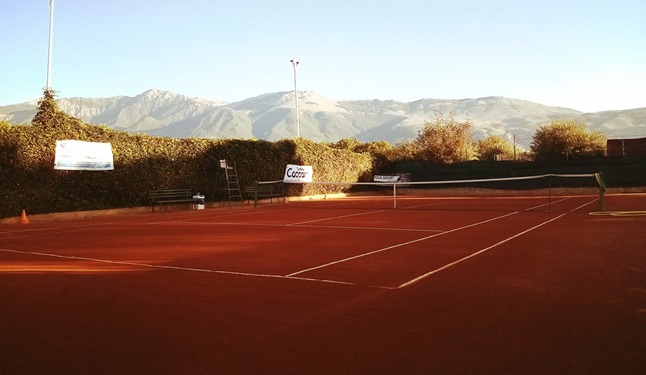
[
  {"x1": 290, "y1": 58, "x2": 300, "y2": 138},
  {"x1": 46, "y1": 0, "x2": 55, "y2": 91}
]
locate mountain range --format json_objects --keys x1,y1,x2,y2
[{"x1": 1, "y1": 89, "x2": 645, "y2": 149}]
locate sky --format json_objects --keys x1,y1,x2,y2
[{"x1": 1, "y1": 0, "x2": 645, "y2": 112}]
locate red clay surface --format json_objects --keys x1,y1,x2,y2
[{"x1": 1, "y1": 193, "x2": 645, "y2": 374}]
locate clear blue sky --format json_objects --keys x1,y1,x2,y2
[{"x1": 1, "y1": 0, "x2": 645, "y2": 112}]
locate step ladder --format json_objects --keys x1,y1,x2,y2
[{"x1": 222, "y1": 160, "x2": 243, "y2": 206}]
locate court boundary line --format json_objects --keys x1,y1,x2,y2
[
  {"x1": 169, "y1": 220, "x2": 445, "y2": 233},
  {"x1": 285, "y1": 211, "x2": 520, "y2": 277},
  {"x1": 284, "y1": 196, "x2": 585, "y2": 278},
  {"x1": 287, "y1": 209, "x2": 388, "y2": 225},
  {"x1": 396, "y1": 198, "x2": 599, "y2": 288},
  {"x1": 0, "y1": 197, "x2": 603, "y2": 290},
  {"x1": 0, "y1": 207, "x2": 277, "y2": 239},
  {"x1": 0, "y1": 248, "x2": 394, "y2": 289}
]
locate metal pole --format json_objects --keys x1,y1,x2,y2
[
  {"x1": 290, "y1": 58, "x2": 300, "y2": 138},
  {"x1": 46, "y1": 0, "x2": 55, "y2": 90},
  {"x1": 513, "y1": 134, "x2": 517, "y2": 161}
]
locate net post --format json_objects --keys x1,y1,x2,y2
[
  {"x1": 254, "y1": 181, "x2": 259, "y2": 208},
  {"x1": 595, "y1": 172, "x2": 607, "y2": 211}
]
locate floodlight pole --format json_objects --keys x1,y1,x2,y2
[
  {"x1": 46, "y1": 0, "x2": 55, "y2": 90},
  {"x1": 290, "y1": 58, "x2": 300, "y2": 138}
]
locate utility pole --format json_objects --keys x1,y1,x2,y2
[
  {"x1": 290, "y1": 58, "x2": 300, "y2": 138},
  {"x1": 513, "y1": 134, "x2": 517, "y2": 161}
]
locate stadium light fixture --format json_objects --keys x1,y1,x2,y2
[{"x1": 290, "y1": 58, "x2": 300, "y2": 138}]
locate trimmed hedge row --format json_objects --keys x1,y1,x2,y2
[{"x1": 0, "y1": 114, "x2": 377, "y2": 218}]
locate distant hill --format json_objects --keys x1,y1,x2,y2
[{"x1": 2, "y1": 89, "x2": 645, "y2": 149}]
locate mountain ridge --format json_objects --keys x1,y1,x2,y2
[{"x1": 1, "y1": 89, "x2": 645, "y2": 148}]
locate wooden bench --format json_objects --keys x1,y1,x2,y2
[
  {"x1": 244, "y1": 182, "x2": 284, "y2": 207},
  {"x1": 149, "y1": 189, "x2": 194, "y2": 212}
]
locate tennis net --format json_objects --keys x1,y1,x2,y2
[{"x1": 253, "y1": 172, "x2": 607, "y2": 211}]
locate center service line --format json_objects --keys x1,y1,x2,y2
[{"x1": 286, "y1": 211, "x2": 519, "y2": 277}]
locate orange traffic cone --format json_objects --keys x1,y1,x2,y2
[{"x1": 20, "y1": 209, "x2": 29, "y2": 224}]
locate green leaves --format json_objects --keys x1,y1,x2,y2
[
  {"x1": 476, "y1": 135, "x2": 516, "y2": 161},
  {"x1": 531, "y1": 120, "x2": 606, "y2": 161},
  {"x1": 413, "y1": 111, "x2": 474, "y2": 163}
]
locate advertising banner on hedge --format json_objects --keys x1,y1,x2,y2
[
  {"x1": 283, "y1": 164, "x2": 313, "y2": 183},
  {"x1": 54, "y1": 140, "x2": 114, "y2": 171},
  {"x1": 373, "y1": 175, "x2": 401, "y2": 183}
]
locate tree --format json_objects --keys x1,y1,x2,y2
[
  {"x1": 414, "y1": 110, "x2": 474, "y2": 163},
  {"x1": 31, "y1": 88, "x2": 84, "y2": 136},
  {"x1": 392, "y1": 140, "x2": 418, "y2": 161},
  {"x1": 476, "y1": 135, "x2": 516, "y2": 161},
  {"x1": 31, "y1": 88, "x2": 59, "y2": 128},
  {"x1": 531, "y1": 120, "x2": 606, "y2": 161}
]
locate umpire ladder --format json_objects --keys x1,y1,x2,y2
[{"x1": 222, "y1": 160, "x2": 243, "y2": 206}]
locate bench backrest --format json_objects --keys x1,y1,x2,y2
[{"x1": 149, "y1": 189, "x2": 192, "y2": 200}]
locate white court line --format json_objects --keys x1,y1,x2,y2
[
  {"x1": 294, "y1": 224, "x2": 443, "y2": 233},
  {"x1": 0, "y1": 248, "x2": 391, "y2": 289},
  {"x1": 397, "y1": 198, "x2": 599, "y2": 288},
  {"x1": 0, "y1": 207, "x2": 273, "y2": 239},
  {"x1": 176, "y1": 207, "x2": 444, "y2": 233},
  {"x1": 286, "y1": 211, "x2": 519, "y2": 277},
  {"x1": 524, "y1": 196, "x2": 571, "y2": 211},
  {"x1": 287, "y1": 209, "x2": 388, "y2": 225},
  {"x1": 173, "y1": 220, "x2": 443, "y2": 233},
  {"x1": 1, "y1": 198, "x2": 599, "y2": 290},
  {"x1": 400, "y1": 201, "x2": 452, "y2": 210}
]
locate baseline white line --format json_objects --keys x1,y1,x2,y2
[
  {"x1": 397, "y1": 198, "x2": 599, "y2": 288},
  {"x1": 286, "y1": 211, "x2": 519, "y2": 277}
]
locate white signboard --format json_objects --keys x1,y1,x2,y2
[
  {"x1": 283, "y1": 164, "x2": 313, "y2": 183},
  {"x1": 374, "y1": 175, "x2": 401, "y2": 183},
  {"x1": 54, "y1": 140, "x2": 114, "y2": 171}
]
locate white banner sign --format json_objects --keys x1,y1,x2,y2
[
  {"x1": 374, "y1": 175, "x2": 401, "y2": 183},
  {"x1": 283, "y1": 164, "x2": 313, "y2": 183},
  {"x1": 54, "y1": 140, "x2": 114, "y2": 171}
]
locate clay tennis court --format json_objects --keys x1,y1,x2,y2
[{"x1": 1, "y1": 193, "x2": 644, "y2": 374}]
